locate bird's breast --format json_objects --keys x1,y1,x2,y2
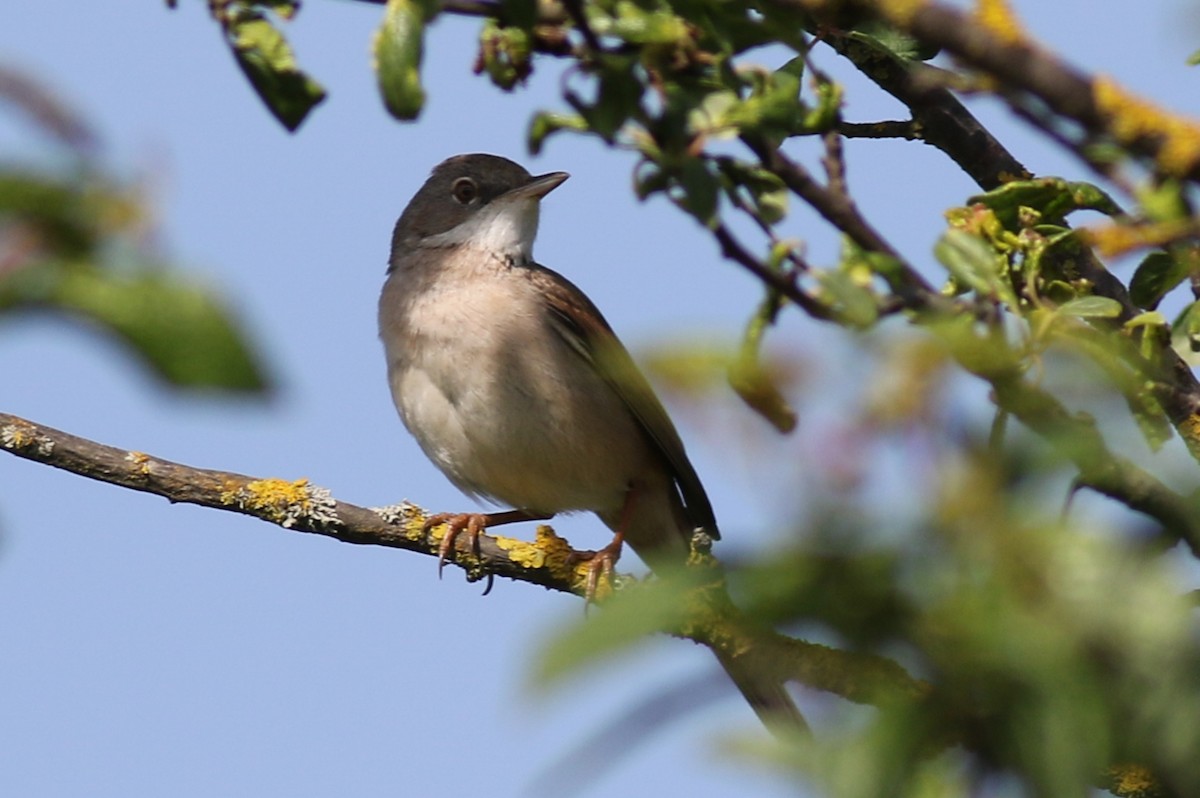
[{"x1": 379, "y1": 256, "x2": 650, "y2": 515}]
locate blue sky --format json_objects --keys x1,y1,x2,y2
[{"x1": 1, "y1": 1, "x2": 1198, "y2": 796}]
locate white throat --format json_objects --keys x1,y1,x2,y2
[{"x1": 419, "y1": 199, "x2": 540, "y2": 261}]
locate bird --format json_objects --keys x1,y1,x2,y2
[{"x1": 378, "y1": 153, "x2": 803, "y2": 731}]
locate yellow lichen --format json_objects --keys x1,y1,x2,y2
[
  {"x1": 243, "y1": 478, "x2": 312, "y2": 509},
  {"x1": 973, "y1": 0, "x2": 1024, "y2": 44},
  {"x1": 997, "y1": 169, "x2": 1031, "y2": 184},
  {"x1": 1082, "y1": 219, "x2": 1196, "y2": 257},
  {"x1": 1094, "y1": 75, "x2": 1200, "y2": 176},
  {"x1": 495, "y1": 535, "x2": 546, "y2": 569},
  {"x1": 877, "y1": 0, "x2": 927, "y2": 26},
  {"x1": 125, "y1": 451, "x2": 152, "y2": 476},
  {"x1": 1105, "y1": 763, "x2": 1158, "y2": 798},
  {"x1": 1183, "y1": 414, "x2": 1200, "y2": 443},
  {"x1": 3, "y1": 423, "x2": 28, "y2": 447},
  {"x1": 0, "y1": 421, "x2": 54, "y2": 455},
  {"x1": 371, "y1": 502, "x2": 425, "y2": 540},
  {"x1": 220, "y1": 477, "x2": 338, "y2": 528}
]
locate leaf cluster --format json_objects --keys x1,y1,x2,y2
[{"x1": 0, "y1": 67, "x2": 270, "y2": 392}]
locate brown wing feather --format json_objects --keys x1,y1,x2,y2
[{"x1": 522, "y1": 263, "x2": 719, "y2": 538}]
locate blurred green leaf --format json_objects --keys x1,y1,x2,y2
[
  {"x1": 1137, "y1": 179, "x2": 1189, "y2": 222},
  {"x1": 935, "y1": 229, "x2": 1018, "y2": 308},
  {"x1": 534, "y1": 572, "x2": 704, "y2": 686},
  {"x1": 0, "y1": 263, "x2": 270, "y2": 392},
  {"x1": 1057, "y1": 295, "x2": 1123, "y2": 319},
  {"x1": 815, "y1": 268, "x2": 878, "y2": 328},
  {"x1": 527, "y1": 111, "x2": 588, "y2": 155},
  {"x1": 598, "y1": 1, "x2": 690, "y2": 46},
  {"x1": 247, "y1": 0, "x2": 300, "y2": 20},
  {"x1": 568, "y1": 60, "x2": 644, "y2": 141},
  {"x1": 1066, "y1": 180, "x2": 1122, "y2": 216},
  {"x1": 968, "y1": 177, "x2": 1119, "y2": 227},
  {"x1": 847, "y1": 20, "x2": 939, "y2": 61},
  {"x1": 1125, "y1": 310, "x2": 1168, "y2": 330},
  {"x1": 1171, "y1": 301, "x2": 1200, "y2": 364},
  {"x1": 227, "y1": 12, "x2": 325, "y2": 131},
  {"x1": 0, "y1": 171, "x2": 135, "y2": 256},
  {"x1": 1130, "y1": 251, "x2": 1190, "y2": 309},
  {"x1": 1129, "y1": 385, "x2": 1173, "y2": 451},
  {"x1": 1189, "y1": 48, "x2": 1200, "y2": 66},
  {"x1": 717, "y1": 160, "x2": 788, "y2": 225},
  {"x1": 372, "y1": 0, "x2": 438, "y2": 121},
  {"x1": 477, "y1": 21, "x2": 532, "y2": 91},
  {"x1": 673, "y1": 158, "x2": 720, "y2": 226},
  {"x1": 730, "y1": 288, "x2": 796, "y2": 433}
]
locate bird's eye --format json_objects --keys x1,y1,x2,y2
[{"x1": 451, "y1": 177, "x2": 478, "y2": 205}]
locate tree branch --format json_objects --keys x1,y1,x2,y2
[
  {"x1": 820, "y1": 30, "x2": 1031, "y2": 190},
  {"x1": 811, "y1": 6, "x2": 1200, "y2": 463},
  {"x1": 792, "y1": 0, "x2": 1200, "y2": 182},
  {"x1": 0, "y1": 410, "x2": 931, "y2": 706}
]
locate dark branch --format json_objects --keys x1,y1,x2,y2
[{"x1": 821, "y1": 30, "x2": 1031, "y2": 189}]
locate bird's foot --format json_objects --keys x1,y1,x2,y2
[
  {"x1": 423, "y1": 508, "x2": 555, "y2": 593},
  {"x1": 570, "y1": 531, "x2": 625, "y2": 605},
  {"x1": 423, "y1": 512, "x2": 489, "y2": 578}
]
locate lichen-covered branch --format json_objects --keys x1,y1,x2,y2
[
  {"x1": 794, "y1": 0, "x2": 1200, "y2": 181},
  {"x1": 0, "y1": 410, "x2": 584, "y2": 592},
  {"x1": 0, "y1": 410, "x2": 930, "y2": 707}
]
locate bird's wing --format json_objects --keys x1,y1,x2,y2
[{"x1": 525, "y1": 263, "x2": 719, "y2": 538}]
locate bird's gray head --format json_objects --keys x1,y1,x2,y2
[{"x1": 390, "y1": 153, "x2": 569, "y2": 267}]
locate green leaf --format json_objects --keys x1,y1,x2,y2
[
  {"x1": 227, "y1": 13, "x2": 326, "y2": 131},
  {"x1": 250, "y1": 0, "x2": 300, "y2": 20},
  {"x1": 1188, "y1": 48, "x2": 1200, "y2": 66},
  {"x1": 815, "y1": 268, "x2": 878, "y2": 328},
  {"x1": 1127, "y1": 384, "x2": 1174, "y2": 451},
  {"x1": 1136, "y1": 179, "x2": 1189, "y2": 222},
  {"x1": 1171, "y1": 301, "x2": 1200, "y2": 365},
  {"x1": 67, "y1": 268, "x2": 270, "y2": 391},
  {"x1": 372, "y1": 0, "x2": 438, "y2": 121},
  {"x1": 847, "y1": 20, "x2": 939, "y2": 62},
  {"x1": 478, "y1": 21, "x2": 532, "y2": 91},
  {"x1": 1057, "y1": 296, "x2": 1124, "y2": 319},
  {"x1": 673, "y1": 158, "x2": 720, "y2": 227},
  {"x1": 967, "y1": 177, "x2": 1121, "y2": 230},
  {"x1": 717, "y1": 160, "x2": 788, "y2": 225},
  {"x1": 527, "y1": 112, "x2": 588, "y2": 154},
  {"x1": 581, "y1": 62, "x2": 643, "y2": 141},
  {"x1": 601, "y1": 1, "x2": 690, "y2": 46},
  {"x1": 632, "y1": 161, "x2": 669, "y2": 200},
  {"x1": 0, "y1": 263, "x2": 270, "y2": 392},
  {"x1": 1066, "y1": 181, "x2": 1122, "y2": 217},
  {"x1": 0, "y1": 172, "x2": 126, "y2": 256},
  {"x1": 754, "y1": 180, "x2": 788, "y2": 225},
  {"x1": 934, "y1": 229, "x2": 1018, "y2": 308},
  {"x1": 1130, "y1": 251, "x2": 1190, "y2": 309},
  {"x1": 1125, "y1": 310, "x2": 1168, "y2": 330},
  {"x1": 533, "y1": 573, "x2": 702, "y2": 686}
]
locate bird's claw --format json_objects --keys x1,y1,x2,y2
[
  {"x1": 423, "y1": 512, "x2": 487, "y2": 577},
  {"x1": 571, "y1": 531, "x2": 625, "y2": 606}
]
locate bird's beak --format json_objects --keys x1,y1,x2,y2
[{"x1": 503, "y1": 171, "x2": 570, "y2": 202}]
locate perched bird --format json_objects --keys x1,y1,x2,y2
[{"x1": 378, "y1": 153, "x2": 802, "y2": 730}]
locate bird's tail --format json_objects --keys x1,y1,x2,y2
[{"x1": 712, "y1": 647, "x2": 809, "y2": 738}]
